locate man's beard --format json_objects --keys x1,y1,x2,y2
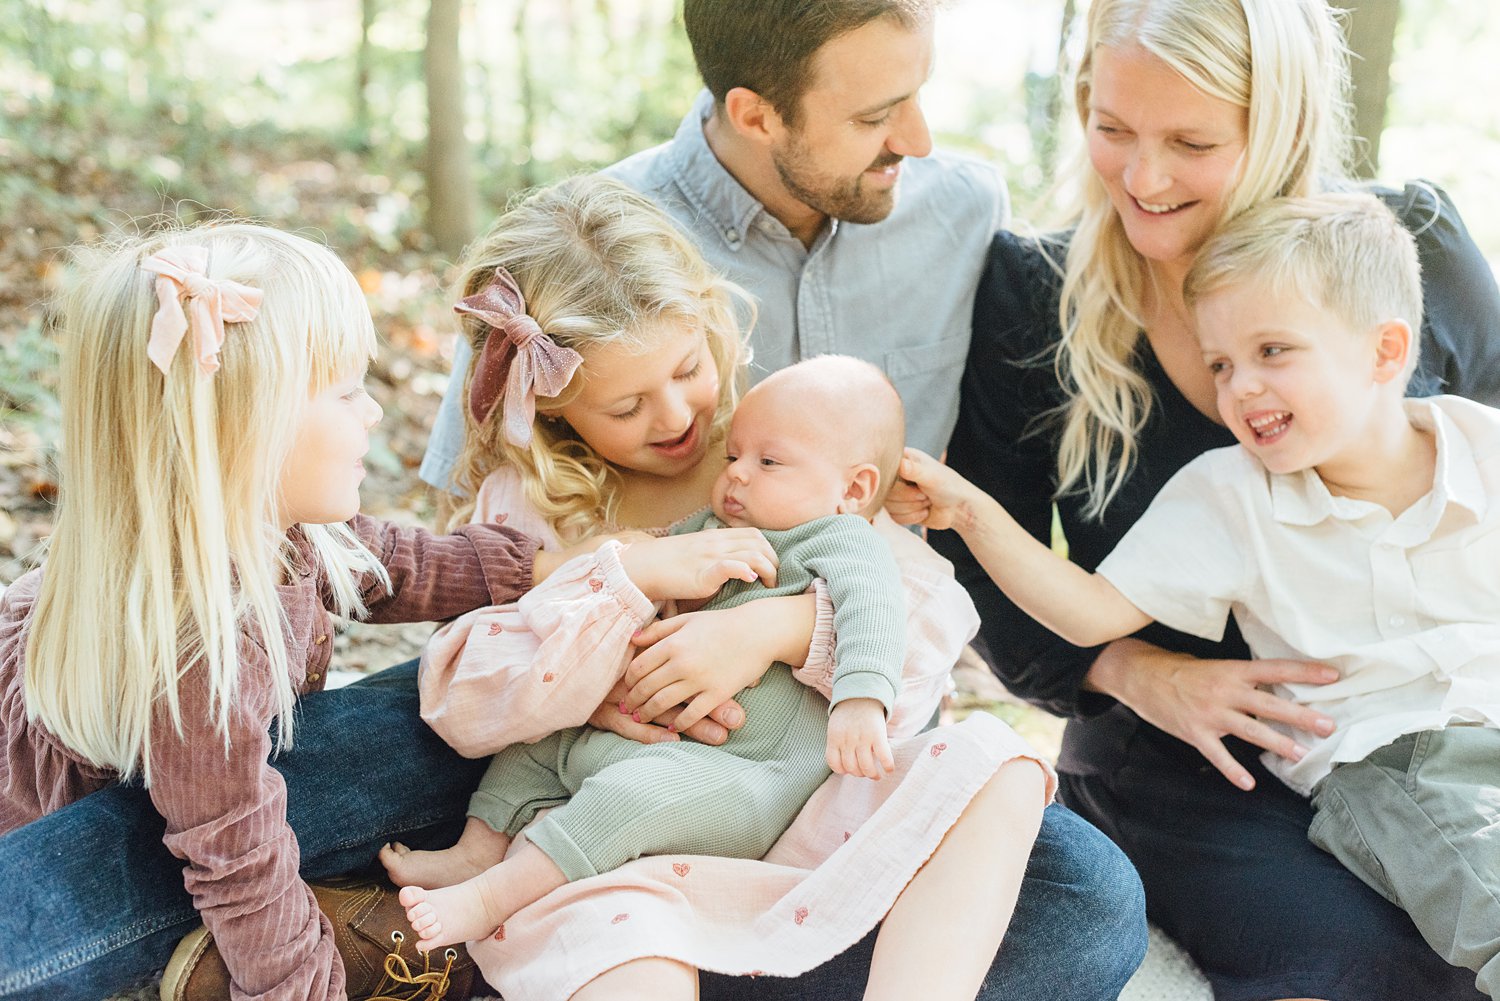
[{"x1": 772, "y1": 136, "x2": 903, "y2": 225}]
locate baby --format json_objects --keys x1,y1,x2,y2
[{"x1": 392, "y1": 355, "x2": 910, "y2": 950}]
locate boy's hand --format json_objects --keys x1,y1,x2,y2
[
  {"x1": 619, "y1": 529, "x2": 778, "y2": 601},
  {"x1": 885, "y1": 448, "x2": 981, "y2": 531},
  {"x1": 825, "y1": 698, "x2": 894, "y2": 780}
]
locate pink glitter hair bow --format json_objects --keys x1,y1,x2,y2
[
  {"x1": 455, "y1": 268, "x2": 583, "y2": 447},
  {"x1": 140, "y1": 245, "x2": 263, "y2": 377}
]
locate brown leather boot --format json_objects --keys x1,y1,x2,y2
[{"x1": 159, "y1": 877, "x2": 480, "y2": 1000}]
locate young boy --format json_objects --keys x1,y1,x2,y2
[{"x1": 895, "y1": 192, "x2": 1500, "y2": 996}]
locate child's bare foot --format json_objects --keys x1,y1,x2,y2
[
  {"x1": 398, "y1": 882, "x2": 502, "y2": 952},
  {"x1": 379, "y1": 817, "x2": 511, "y2": 889}
]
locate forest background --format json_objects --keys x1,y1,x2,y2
[{"x1": 2, "y1": 0, "x2": 1497, "y2": 749}]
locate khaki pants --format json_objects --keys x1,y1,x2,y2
[{"x1": 1309, "y1": 726, "x2": 1500, "y2": 998}]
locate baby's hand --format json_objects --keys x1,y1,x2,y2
[
  {"x1": 885, "y1": 448, "x2": 980, "y2": 531},
  {"x1": 825, "y1": 698, "x2": 894, "y2": 780},
  {"x1": 619, "y1": 529, "x2": 779, "y2": 601}
]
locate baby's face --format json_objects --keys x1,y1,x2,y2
[{"x1": 711, "y1": 385, "x2": 855, "y2": 531}]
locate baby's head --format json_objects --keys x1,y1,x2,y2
[
  {"x1": 1183, "y1": 192, "x2": 1423, "y2": 474},
  {"x1": 712, "y1": 355, "x2": 905, "y2": 530}
]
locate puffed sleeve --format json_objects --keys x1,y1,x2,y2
[{"x1": 419, "y1": 541, "x2": 656, "y2": 758}]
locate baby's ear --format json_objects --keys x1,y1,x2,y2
[{"x1": 837, "y1": 463, "x2": 882, "y2": 517}]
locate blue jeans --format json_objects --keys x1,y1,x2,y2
[{"x1": 0, "y1": 661, "x2": 1145, "y2": 1000}]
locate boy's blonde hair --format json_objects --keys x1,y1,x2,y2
[
  {"x1": 449, "y1": 175, "x2": 751, "y2": 542},
  {"x1": 1184, "y1": 192, "x2": 1424, "y2": 375},
  {"x1": 1053, "y1": 0, "x2": 1354, "y2": 517},
  {"x1": 27, "y1": 223, "x2": 388, "y2": 782}
]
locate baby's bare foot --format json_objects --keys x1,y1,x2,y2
[
  {"x1": 398, "y1": 883, "x2": 502, "y2": 952},
  {"x1": 379, "y1": 820, "x2": 510, "y2": 890}
]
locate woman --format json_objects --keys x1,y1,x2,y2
[{"x1": 938, "y1": 1, "x2": 1500, "y2": 999}]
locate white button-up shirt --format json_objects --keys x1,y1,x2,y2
[
  {"x1": 421, "y1": 91, "x2": 1008, "y2": 490},
  {"x1": 1098, "y1": 396, "x2": 1500, "y2": 795}
]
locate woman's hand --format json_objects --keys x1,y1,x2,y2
[
  {"x1": 619, "y1": 530, "x2": 779, "y2": 601},
  {"x1": 621, "y1": 595, "x2": 818, "y2": 731},
  {"x1": 1087, "y1": 638, "x2": 1339, "y2": 790},
  {"x1": 587, "y1": 679, "x2": 745, "y2": 747},
  {"x1": 886, "y1": 448, "x2": 982, "y2": 531}
]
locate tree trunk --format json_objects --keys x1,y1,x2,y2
[
  {"x1": 1343, "y1": 0, "x2": 1401, "y2": 178},
  {"x1": 515, "y1": 0, "x2": 538, "y2": 188},
  {"x1": 425, "y1": 0, "x2": 477, "y2": 259},
  {"x1": 354, "y1": 0, "x2": 376, "y2": 147}
]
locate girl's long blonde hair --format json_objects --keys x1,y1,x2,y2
[
  {"x1": 448, "y1": 175, "x2": 751, "y2": 543},
  {"x1": 26, "y1": 223, "x2": 388, "y2": 782},
  {"x1": 1054, "y1": 0, "x2": 1353, "y2": 517}
]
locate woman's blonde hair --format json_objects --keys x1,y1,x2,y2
[
  {"x1": 1054, "y1": 0, "x2": 1353, "y2": 517},
  {"x1": 26, "y1": 223, "x2": 388, "y2": 782},
  {"x1": 448, "y1": 175, "x2": 751, "y2": 542}
]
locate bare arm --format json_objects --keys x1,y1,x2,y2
[{"x1": 892, "y1": 449, "x2": 1151, "y2": 647}]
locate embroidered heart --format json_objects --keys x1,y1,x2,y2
[
  {"x1": 542, "y1": 672, "x2": 556, "y2": 683},
  {"x1": 589, "y1": 578, "x2": 604, "y2": 592},
  {"x1": 672, "y1": 862, "x2": 691, "y2": 877},
  {"x1": 493, "y1": 924, "x2": 506, "y2": 941},
  {"x1": 793, "y1": 906, "x2": 809, "y2": 925},
  {"x1": 842, "y1": 831, "x2": 851, "y2": 843},
  {"x1": 929, "y1": 742, "x2": 948, "y2": 758},
  {"x1": 487, "y1": 622, "x2": 503, "y2": 636},
  {"x1": 611, "y1": 913, "x2": 630, "y2": 924},
  {"x1": 493, "y1": 513, "x2": 509, "y2": 524}
]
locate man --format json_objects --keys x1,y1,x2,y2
[{"x1": 421, "y1": 3, "x2": 1149, "y2": 1000}]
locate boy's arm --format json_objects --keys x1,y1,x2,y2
[{"x1": 895, "y1": 449, "x2": 1152, "y2": 648}]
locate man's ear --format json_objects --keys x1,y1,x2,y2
[
  {"x1": 837, "y1": 463, "x2": 882, "y2": 517},
  {"x1": 1372, "y1": 319, "x2": 1414, "y2": 385},
  {"x1": 722, "y1": 86, "x2": 783, "y2": 145}
]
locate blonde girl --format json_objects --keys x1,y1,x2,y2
[
  {"x1": 940, "y1": 0, "x2": 1500, "y2": 997},
  {"x1": 412, "y1": 174, "x2": 1056, "y2": 1001},
  {"x1": 0, "y1": 223, "x2": 544, "y2": 1001}
]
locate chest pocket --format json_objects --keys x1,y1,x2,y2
[
  {"x1": 1408, "y1": 524, "x2": 1500, "y2": 624},
  {"x1": 883, "y1": 333, "x2": 970, "y2": 453}
]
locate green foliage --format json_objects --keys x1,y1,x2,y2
[{"x1": 0, "y1": 317, "x2": 59, "y2": 436}]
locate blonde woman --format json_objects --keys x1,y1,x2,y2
[
  {"x1": 938, "y1": 0, "x2": 1500, "y2": 999},
  {"x1": 0, "y1": 224, "x2": 550, "y2": 1000}
]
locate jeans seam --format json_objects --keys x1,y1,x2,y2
[{"x1": 0, "y1": 906, "x2": 197, "y2": 992}]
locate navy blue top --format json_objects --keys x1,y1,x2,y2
[{"x1": 934, "y1": 181, "x2": 1500, "y2": 774}]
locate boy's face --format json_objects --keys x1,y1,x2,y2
[
  {"x1": 711, "y1": 384, "x2": 857, "y2": 531},
  {"x1": 1195, "y1": 283, "x2": 1393, "y2": 477}
]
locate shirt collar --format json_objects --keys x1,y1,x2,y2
[
  {"x1": 1268, "y1": 397, "x2": 1486, "y2": 529},
  {"x1": 663, "y1": 90, "x2": 807, "y2": 251}
]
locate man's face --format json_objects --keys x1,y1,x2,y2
[{"x1": 769, "y1": 14, "x2": 935, "y2": 224}]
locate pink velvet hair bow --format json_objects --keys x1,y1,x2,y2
[
  {"x1": 455, "y1": 269, "x2": 583, "y2": 447},
  {"x1": 140, "y1": 245, "x2": 263, "y2": 377}
]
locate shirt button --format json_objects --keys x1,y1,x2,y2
[
  {"x1": 308, "y1": 672, "x2": 320, "y2": 682},
  {"x1": 1388, "y1": 615, "x2": 1405, "y2": 628},
  {"x1": 724, "y1": 227, "x2": 740, "y2": 244},
  {"x1": 315, "y1": 634, "x2": 328, "y2": 645}
]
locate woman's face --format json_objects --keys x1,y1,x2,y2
[
  {"x1": 552, "y1": 318, "x2": 721, "y2": 481},
  {"x1": 1086, "y1": 44, "x2": 1248, "y2": 278}
]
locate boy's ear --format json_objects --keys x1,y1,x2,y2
[
  {"x1": 1371, "y1": 319, "x2": 1414, "y2": 385},
  {"x1": 722, "y1": 86, "x2": 783, "y2": 146},
  {"x1": 837, "y1": 463, "x2": 882, "y2": 517}
]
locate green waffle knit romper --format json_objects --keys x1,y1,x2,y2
[{"x1": 467, "y1": 511, "x2": 906, "y2": 881}]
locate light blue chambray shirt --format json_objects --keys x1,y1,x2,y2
[{"x1": 420, "y1": 91, "x2": 1008, "y2": 491}]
